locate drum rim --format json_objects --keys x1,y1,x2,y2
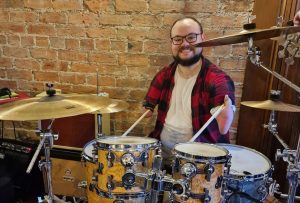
[
  {"x1": 217, "y1": 143, "x2": 272, "y2": 180},
  {"x1": 82, "y1": 139, "x2": 97, "y2": 162},
  {"x1": 173, "y1": 142, "x2": 229, "y2": 163},
  {"x1": 96, "y1": 136, "x2": 158, "y2": 151}
]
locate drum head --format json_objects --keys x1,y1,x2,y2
[
  {"x1": 218, "y1": 144, "x2": 271, "y2": 177},
  {"x1": 174, "y1": 142, "x2": 228, "y2": 162},
  {"x1": 83, "y1": 139, "x2": 97, "y2": 161},
  {"x1": 96, "y1": 136, "x2": 158, "y2": 150}
]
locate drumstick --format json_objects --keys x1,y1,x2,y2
[
  {"x1": 121, "y1": 109, "x2": 150, "y2": 137},
  {"x1": 189, "y1": 104, "x2": 225, "y2": 142}
]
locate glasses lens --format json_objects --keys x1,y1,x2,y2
[
  {"x1": 186, "y1": 33, "x2": 197, "y2": 43},
  {"x1": 172, "y1": 36, "x2": 183, "y2": 45}
]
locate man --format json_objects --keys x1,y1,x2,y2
[{"x1": 143, "y1": 17, "x2": 235, "y2": 166}]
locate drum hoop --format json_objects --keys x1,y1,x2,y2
[
  {"x1": 96, "y1": 136, "x2": 158, "y2": 151},
  {"x1": 174, "y1": 143, "x2": 229, "y2": 163},
  {"x1": 218, "y1": 143, "x2": 273, "y2": 178},
  {"x1": 82, "y1": 153, "x2": 97, "y2": 163},
  {"x1": 226, "y1": 168, "x2": 272, "y2": 181},
  {"x1": 82, "y1": 139, "x2": 97, "y2": 163},
  {"x1": 94, "y1": 185, "x2": 149, "y2": 199},
  {"x1": 175, "y1": 153, "x2": 229, "y2": 164}
]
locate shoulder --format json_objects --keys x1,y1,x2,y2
[{"x1": 203, "y1": 58, "x2": 232, "y2": 83}]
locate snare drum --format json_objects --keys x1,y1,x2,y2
[
  {"x1": 96, "y1": 136, "x2": 160, "y2": 202},
  {"x1": 218, "y1": 144, "x2": 272, "y2": 203},
  {"x1": 82, "y1": 139, "x2": 99, "y2": 203},
  {"x1": 173, "y1": 142, "x2": 229, "y2": 203}
]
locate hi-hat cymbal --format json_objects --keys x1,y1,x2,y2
[
  {"x1": 95, "y1": 99, "x2": 129, "y2": 114},
  {"x1": 0, "y1": 94, "x2": 111, "y2": 121},
  {"x1": 241, "y1": 100, "x2": 300, "y2": 112},
  {"x1": 195, "y1": 26, "x2": 300, "y2": 47}
]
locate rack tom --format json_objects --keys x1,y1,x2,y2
[
  {"x1": 96, "y1": 136, "x2": 160, "y2": 202},
  {"x1": 172, "y1": 142, "x2": 229, "y2": 203}
]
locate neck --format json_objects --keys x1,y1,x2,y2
[{"x1": 178, "y1": 58, "x2": 202, "y2": 79}]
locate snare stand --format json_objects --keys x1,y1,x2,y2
[{"x1": 26, "y1": 120, "x2": 58, "y2": 203}]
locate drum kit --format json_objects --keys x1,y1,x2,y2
[{"x1": 1, "y1": 24, "x2": 300, "y2": 203}]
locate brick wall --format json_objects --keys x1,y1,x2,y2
[{"x1": 0, "y1": 0, "x2": 254, "y2": 143}]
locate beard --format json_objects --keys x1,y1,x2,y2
[{"x1": 173, "y1": 46, "x2": 202, "y2": 66}]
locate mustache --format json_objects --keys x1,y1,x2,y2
[{"x1": 179, "y1": 45, "x2": 194, "y2": 52}]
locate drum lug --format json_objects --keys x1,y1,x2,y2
[
  {"x1": 89, "y1": 183, "x2": 95, "y2": 192},
  {"x1": 107, "y1": 150, "x2": 115, "y2": 168},
  {"x1": 98, "y1": 162, "x2": 104, "y2": 174},
  {"x1": 215, "y1": 176, "x2": 223, "y2": 189},
  {"x1": 91, "y1": 175, "x2": 98, "y2": 182},
  {"x1": 141, "y1": 151, "x2": 149, "y2": 167},
  {"x1": 172, "y1": 157, "x2": 180, "y2": 173},
  {"x1": 203, "y1": 188, "x2": 211, "y2": 203},
  {"x1": 77, "y1": 180, "x2": 87, "y2": 189},
  {"x1": 107, "y1": 175, "x2": 115, "y2": 192},
  {"x1": 204, "y1": 163, "x2": 215, "y2": 181}
]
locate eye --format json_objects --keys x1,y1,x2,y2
[
  {"x1": 172, "y1": 37, "x2": 182, "y2": 43},
  {"x1": 186, "y1": 34, "x2": 197, "y2": 41}
]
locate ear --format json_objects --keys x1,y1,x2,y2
[{"x1": 200, "y1": 33, "x2": 205, "y2": 41}]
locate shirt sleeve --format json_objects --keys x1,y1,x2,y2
[
  {"x1": 211, "y1": 72, "x2": 235, "y2": 107},
  {"x1": 143, "y1": 69, "x2": 166, "y2": 111}
]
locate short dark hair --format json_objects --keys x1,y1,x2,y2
[{"x1": 170, "y1": 16, "x2": 203, "y2": 37}]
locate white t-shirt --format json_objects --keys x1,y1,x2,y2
[{"x1": 161, "y1": 66, "x2": 199, "y2": 162}]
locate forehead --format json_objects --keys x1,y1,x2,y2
[{"x1": 171, "y1": 19, "x2": 201, "y2": 37}]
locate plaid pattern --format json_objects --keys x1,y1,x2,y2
[{"x1": 143, "y1": 57, "x2": 235, "y2": 143}]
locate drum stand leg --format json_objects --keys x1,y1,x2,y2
[
  {"x1": 26, "y1": 120, "x2": 58, "y2": 203},
  {"x1": 276, "y1": 132, "x2": 300, "y2": 203}
]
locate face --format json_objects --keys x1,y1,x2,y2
[{"x1": 170, "y1": 19, "x2": 204, "y2": 66}]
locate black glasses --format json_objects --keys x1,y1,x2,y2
[{"x1": 171, "y1": 33, "x2": 201, "y2": 45}]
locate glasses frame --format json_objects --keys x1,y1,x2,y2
[{"x1": 170, "y1": 33, "x2": 202, "y2": 45}]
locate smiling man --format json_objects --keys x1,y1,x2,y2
[{"x1": 143, "y1": 17, "x2": 236, "y2": 168}]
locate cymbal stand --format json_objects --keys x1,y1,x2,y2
[
  {"x1": 276, "y1": 134, "x2": 300, "y2": 203},
  {"x1": 247, "y1": 36, "x2": 300, "y2": 94},
  {"x1": 263, "y1": 109, "x2": 289, "y2": 150},
  {"x1": 26, "y1": 119, "x2": 58, "y2": 203}
]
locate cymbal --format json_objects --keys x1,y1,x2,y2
[
  {"x1": 95, "y1": 99, "x2": 129, "y2": 114},
  {"x1": 241, "y1": 100, "x2": 300, "y2": 112},
  {"x1": 0, "y1": 94, "x2": 111, "y2": 121},
  {"x1": 195, "y1": 26, "x2": 300, "y2": 47}
]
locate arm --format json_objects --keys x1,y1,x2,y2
[
  {"x1": 210, "y1": 74, "x2": 235, "y2": 134},
  {"x1": 294, "y1": 11, "x2": 300, "y2": 26},
  {"x1": 215, "y1": 95, "x2": 234, "y2": 134},
  {"x1": 142, "y1": 68, "x2": 166, "y2": 117}
]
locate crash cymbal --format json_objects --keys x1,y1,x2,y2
[
  {"x1": 195, "y1": 26, "x2": 300, "y2": 47},
  {"x1": 95, "y1": 99, "x2": 129, "y2": 114},
  {"x1": 0, "y1": 94, "x2": 111, "y2": 121},
  {"x1": 241, "y1": 100, "x2": 300, "y2": 112}
]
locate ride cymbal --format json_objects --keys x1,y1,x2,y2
[
  {"x1": 195, "y1": 26, "x2": 300, "y2": 47},
  {"x1": 0, "y1": 94, "x2": 111, "y2": 121},
  {"x1": 241, "y1": 100, "x2": 300, "y2": 112},
  {"x1": 94, "y1": 99, "x2": 129, "y2": 114}
]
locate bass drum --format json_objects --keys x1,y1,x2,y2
[{"x1": 82, "y1": 139, "x2": 98, "y2": 202}]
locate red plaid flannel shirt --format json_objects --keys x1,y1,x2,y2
[{"x1": 143, "y1": 57, "x2": 235, "y2": 143}]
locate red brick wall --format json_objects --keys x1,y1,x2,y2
[{"x1": 0, "y1": 0, "x2": 254, "y2": 142}]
